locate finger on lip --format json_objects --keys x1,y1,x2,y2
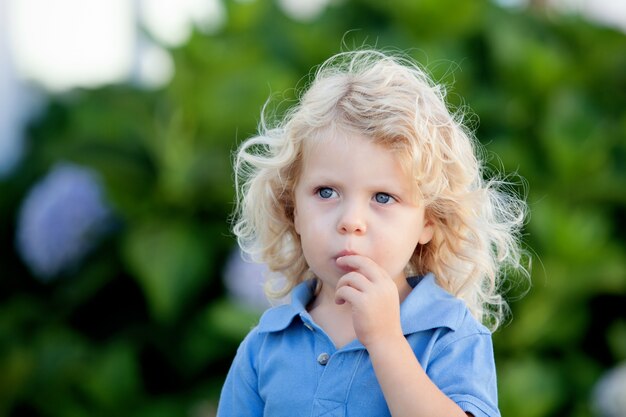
[
  {"x1": 336, "y1": 262, "x2": 357, "y2": 273},
  {"x1": 335, "y1": 255, "x2": 360, "y2": 271}
]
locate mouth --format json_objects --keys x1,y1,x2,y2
[
  {"x1": 334, "y1": 250, "x2": 358, "y2": 273},
  {"x1": 334, "y1": 250, "x2": 357, "y2": 260}
]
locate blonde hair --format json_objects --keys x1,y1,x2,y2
[{"x1": 233, "y1": 50, "x2": 528, "y2": 330}]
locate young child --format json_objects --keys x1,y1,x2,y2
[{"x1": 217, "y1": 50, "x2": 527, "y2": 417}]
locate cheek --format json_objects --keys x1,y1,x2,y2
[
  {"x1": 292, "y1": 195, "x2": 309, "y2": 236},
  {"x1": 386, "y1": 220, "x2": 423, "y2": 259},
  {"x1": 294, "y1": 201, "x2": 327, "y2": 233},
  {"x1": 294, "y1": 210, "x2": 320, "y2": 241},
  {"x1": 293, "y1": 208, "x2": 301, "y2": 235}
]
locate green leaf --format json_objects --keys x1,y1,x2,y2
[
  {"x1": 80, "y1": 342, "x2": 142, "y2": 408},
  {"x1": 499, "y1": 356, "x2": 566, "y2": 417},
  {"x1": 123, "y1": 220, "x2": 211, "y2": 323},
  {"x1": 179, "y1": 298, "x2": 260, "y2": 372}
]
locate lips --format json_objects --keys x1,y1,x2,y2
[
  {"x1": 334, "y1": 250, "x2": 357, "y2": 259},
  {"x1": 334, "y1": 250, "x2": 359, "y2": 272}
]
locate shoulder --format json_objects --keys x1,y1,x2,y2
[
  {"x1": 227, "y1": 306, "x2": 288, "y2": 377},
  {"x1": 403, "y1": 276, "x2": 500, "y2": 417}
]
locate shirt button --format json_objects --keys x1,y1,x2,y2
[{"x1": 317, "y1": 353, "x2": 330, "y2": 366}]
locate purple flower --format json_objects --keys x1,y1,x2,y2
[
  {"x1": 16, "y1": 162, "x2": 112, "y2": 281},
  {"x1": 222, "y1": 248, "x2": 288, "y2": 311},
  {"x1": 593, "y1": 362, "x2": 626, "y2": 417}
]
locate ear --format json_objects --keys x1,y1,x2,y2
[{"x1": 418, "y1": 219, "x2": 434, "y2": 245}]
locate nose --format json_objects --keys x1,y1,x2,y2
[{"x1": 337, "y1": 202, "x2": 367, "y2": 235}]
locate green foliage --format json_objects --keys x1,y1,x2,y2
[
  {"x1": 0, "y1": 0, "x2": 624, "y2": 416},
  {"x1": 123, "y1": 219, "x2": 212, "y2": 323}
]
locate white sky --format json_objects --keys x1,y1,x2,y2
[
  {"x1": 4, "y1": 0, "x2": 225, "y2": 92},
  {"x1": 8, "y1": 0, "x2": 135, "y2": 91},
  {"x1": 2, "y1": 0, "x2": 624, "y2": 92}
]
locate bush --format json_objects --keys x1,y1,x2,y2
[{"x1": 1, "y1": 1, "x2": 624, "y2": 416}]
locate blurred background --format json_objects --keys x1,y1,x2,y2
[{"x1": 1, "y1": 0, "x2": 625, "y2": 416}]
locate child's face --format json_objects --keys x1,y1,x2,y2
[{"x1": 293, "y1": 131, "x2": 434, "y2": 290}]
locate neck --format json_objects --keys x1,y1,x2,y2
[
  {"x1": 306, "y1": 282, "x2": 355, "y2": 348},
  {"x1": 306, "y1": 277, "x2": 411, "y2": 349}
]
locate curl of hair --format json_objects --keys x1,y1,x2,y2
[{"x1": 232, "y1": 50, "x2": 529, "y2": 331}]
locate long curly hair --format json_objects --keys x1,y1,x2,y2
[{"x1": 232, "y1": 50, "x2": 528, "y2": 330}]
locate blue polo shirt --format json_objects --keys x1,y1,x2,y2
[{"x1": 217, "y1": 273, "x2": 500, "y2": 417}]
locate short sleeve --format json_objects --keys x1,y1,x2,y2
[
  {"x1": 426, "y1": 331, "x2": 501, "y2": 417},
  {"x1": 216, "y1": 333, "x2": 264, "y2": 417}
]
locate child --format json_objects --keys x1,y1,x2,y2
[{"x1": 217, "y1": 49, "x2": 527, "y2": 417}]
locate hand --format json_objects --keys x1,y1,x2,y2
[{"x1": 334, "y1": 255, "x2": 404, "y2": 348}]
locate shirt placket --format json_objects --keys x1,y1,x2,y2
[
  {"x1": 299, "y1": 313, "x2": 367, "y2": 417},
  {"x1": 309, "y1": 334, "x2": 365, "y2": 416}
]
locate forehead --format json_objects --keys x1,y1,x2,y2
[
  {"x1": 301, "y1": 127, "x2": 413, "y2": 175},
  {"x1": 299, "y1": 129, "x2": 417, "y2": 192}
]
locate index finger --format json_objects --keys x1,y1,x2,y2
[{"x1": 335, "y1": 255, "x2": 387, "y2": 283}]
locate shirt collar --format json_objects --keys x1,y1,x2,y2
[
  {"x1": 256, "y1": 279, "x2": 315, "y2": 333},
  {"x1": 400, "y1": 273, "x2": 465, "y2": 334},
  {"x1": 256, "y1": 273, "x2": 465, "y2": 335}
]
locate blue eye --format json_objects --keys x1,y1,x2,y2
[
  {"x1": 318, "y1": 187, "x2": 335, "y2": 199},
  {"x1": 375, "y1": 193, "x2": 392, "y2": 204}
]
